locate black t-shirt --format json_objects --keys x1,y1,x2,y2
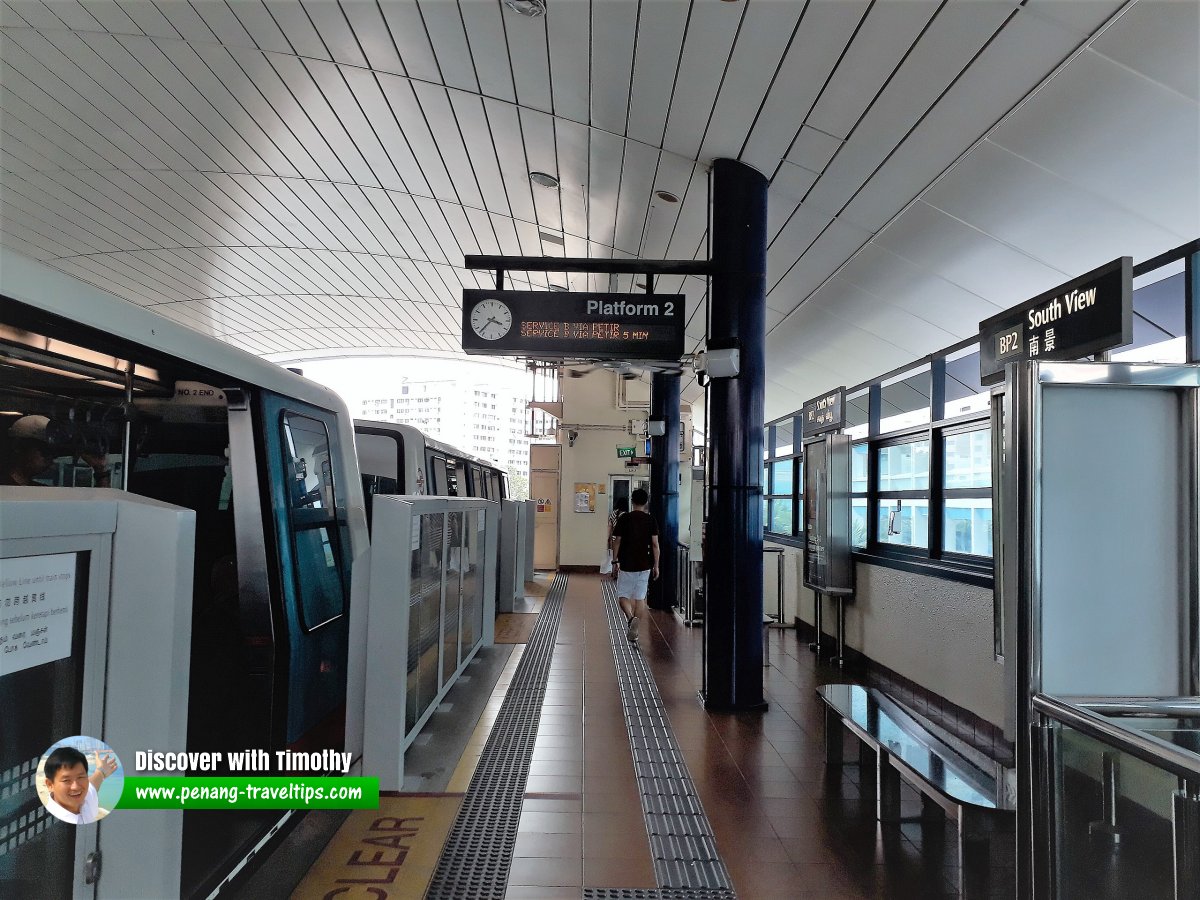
[{"x1": 612, "y1": 509, "x2": 658, "y2": 572}]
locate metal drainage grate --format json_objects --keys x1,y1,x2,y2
[
  {"x1": 604, "y1": 582, "x2": 736, "y2": 896},
  {"x1": 425, "y1": 573, "x2": 568, "y2": 900},
  {"x1": 583, "y1": 890, "x2": 738, "y2": 899}
]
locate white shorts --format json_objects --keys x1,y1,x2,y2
[{"x1": 616, "y1": 567, "x2": 651, "y2": 601}]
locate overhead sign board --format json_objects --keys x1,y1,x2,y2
[
  {"x1": 616, "y1": 446, "x2": 636, "y2": 459},
  {"x1": 801, "y1": 387, "x2": 845, "y2": 436},
  {"x1": 978, "y1": 257, "x2": 1132, "y2": 386},
  {"x1": 461, "y1": 289, "x2": 685, "y2": 361}
]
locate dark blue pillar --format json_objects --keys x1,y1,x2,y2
[
  {"x1": 704, "y1": 158, "x2": 767, "y2": 711},
  {"x1": 649, "y1": 371, "x2": 680, "y2": 610}
]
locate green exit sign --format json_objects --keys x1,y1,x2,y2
[{"x1": 616, "y1": 446, "x2": 636, "y2": 459}]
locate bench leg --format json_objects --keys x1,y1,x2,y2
[
  {"x1": 877, "y1": 748, "x2": 902, "y2": 823},
  {"x1": 824, "y1": 705, "x2": 845, "y2": 766}
]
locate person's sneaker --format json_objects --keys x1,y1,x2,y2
[{"x1": 626, "y1": 616, "x2": 638, "y2": 642}]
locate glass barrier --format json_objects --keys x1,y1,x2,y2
[{"x1": 1034, "y1": 695, "x2": 1200, "y2": 900}]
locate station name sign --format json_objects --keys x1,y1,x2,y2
[
  {"x1": 801, "y1": 387, "x2": 845, "y2": 436},
  {"x1": 461, "y1": 289, "x2": 685, "y2": 361},
  {"x1": 978, "y1": 257, "x2": 1132, "y2": 386}
]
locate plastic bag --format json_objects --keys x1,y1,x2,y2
[{"x1": 599, "y1": 549, "x2": 613, "y2": 575}]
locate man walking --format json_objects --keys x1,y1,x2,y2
[{"x1": 611, "y1": 488, "x2": 659, "y2": 643}]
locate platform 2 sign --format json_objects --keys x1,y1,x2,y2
[
  {"x1": 461, "y1": 289, "x2": 685, "y2": 361},
  {"x1": 978, "y1": 257, "x2": 1132, "y2": 386},
  {"x1": 801, "y1": 387, "x2": 845, "y2": 436}
]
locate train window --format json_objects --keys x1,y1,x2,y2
[
  {"x1": 431, "y1": 454, "x2": 449, "y2": 496},
  {"x1": 355, "y1": 430, "x2": 404, "y2": 528},
  {"x1": 468, "y1": 464, "x2": 484, "y2": 497},
  {"x1": 281, "y1": 412, "x2": 345, "y2": 630},
  {"x1": 487, "y1": 470, "x2": 502, "y2": 500}
]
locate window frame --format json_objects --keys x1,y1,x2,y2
[{"x1": 763, "y1": 416, "x2": 801, "y2": 539}]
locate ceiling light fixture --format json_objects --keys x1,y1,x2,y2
[
  {"x1": 549, "y1": 284, "x2": 568, "y2": 292},
  {"x1": 655, "y1": 190, "x2": 679, "y2": 203},
  {"x1": 502, "y1": 0, "x2": 547, "y2": 17},
  {"x1": 529, "y1": 171, "x2": 560, "y2": 188}
]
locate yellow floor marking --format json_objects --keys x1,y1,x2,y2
[
  {"x1": 446, "y1": 646, "x2": 524, "y2": 792},
  {"x1": 290, "y1": 794, "x2": 462, "y2": 900},
  {"x1": 494, "y1": 612, "x2": 539, "y2": 643}
]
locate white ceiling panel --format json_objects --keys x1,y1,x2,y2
[
  {"x1": 661, "y1": 0, "x2": 743, "y2": 161},
  {"x1": 0, "y1": 0, "x2": 1194, "y2": 421},
  {"x1": 872, "y1": 200, "x2": 1069, "y2": 310},
  {"x1": 418, "y1": 0, "x2": 478, "y2": 93},
  {"x1": 233, "y1": 49, "x2": 355, "y2": 183},
  {"x1": 1093, "y1": 0, "x2": 1199, "y2": 101},
  {"x1": 988, "y1": 49, "x2": 1200, "y2": 240},
  {"x1": 412, "y1": 82, "x2": 485, "y2": 208},
  {"x1": 374, "y1": 1, "x2": 440, "y2": 83},
  {"x1": 302, "y1": 1, "x2": 367, "y2": 69},
  {"x1": 1, "y1": 1, "x2": 65, "y2": 29},
  {"x1": 221, "y1": 0, "x2": 293, "y2": 55},
  {"x1": 503, "y1": 6, "x2": 552, "y2": 114},
  {"x1": 545, "y1": 0, "x2": 589, "y2": 124},
  {"x1": 586, "y1": 129, "x2": 625, "y2": 252},
  {"x1": 589, "y1": 0, "x2": 638, "y2": 135},
  {"x1": 698, "y1": 1, "x2": 803, "y2": 163},
  {"x1": 262, "y1": 0, "x2": 331, "y2": 61},
  {"x1": 767, "y1": 217, "x2": 874, "y2": 315},
  {"x1": 461, "y1": 0, "x2": 516, "y2": 104},
  {"x1": 69, "y1": 0, "x2": 139, "y2": 36},
  {"x1": 27, "y1": 2, "x2": 103, "y2": 33},
  {"x1": 189, "y1": 1, "x2": 259, "y2": 52},
  {"x1": 840, "y1": 243, "x2": 1001, "y2": 336},
  {"x1": 626, "y1": 0, "x2": 689, "y2": 147},
  {"x1": 191, "y1": 43, "x2": 321, "y2": 180},
  {"x1": 924, "y1": 139, "x2": 1184, "y2": 274},
  {"x1": 1023, "y1": 0, "x2": 1125, "y2": 37},
  {"x1": 739, "y1": 0, "x2": 871, "y2": 175},
  {"x1": 837, "y1": 5, "x2": 1087, "y2": 234},
  {"x1": 450, "y1": 92, "x2": 511, "y2": 215},
  {"x1": 303, "y1": 59, "x2": 405, "y2": 190},
  {"x1": 613, "y1": 142, "x2": 660, "y2": 256}
]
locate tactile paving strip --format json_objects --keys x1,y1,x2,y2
[
  {"x1": 424, "y1": 573, "x2": 568, "y2": 900},
  {"x1": 604, "y1": 582, "x2": 736, "y2": 896}
]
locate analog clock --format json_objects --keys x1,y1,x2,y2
[{"x1": 470, "y1": 298, "x2": 513, "y2": 341}]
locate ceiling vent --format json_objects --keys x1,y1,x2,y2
[{"x1": 503, "y1": 0, "x2": 547, "y2": 17}]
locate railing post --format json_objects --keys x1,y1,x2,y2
[
  {"x1": 1032, "y1": 717, "x2": 1059, "y2": 899},
  {"x1": 1174, "y1": 780, "x2": 1200, "y2": 900}
]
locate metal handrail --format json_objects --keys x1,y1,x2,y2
[
  {"x1": 1066, "y1": 696, "x2": 1200, "y2": 718},
  {"x1": 1033, "y1": 693, "x2": 1200, "y2": 783}
]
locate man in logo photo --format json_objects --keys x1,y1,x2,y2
[{"x1": 42, "y1": 746, "x2": 117, "y2": 824}]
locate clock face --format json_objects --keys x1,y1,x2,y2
[{"x1": 470, "y1": 299, "x2": 513, "y2": 341}]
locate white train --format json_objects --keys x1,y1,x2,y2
[{"x1": 0, "y1": 249, "x2": 508, "y2": 898}]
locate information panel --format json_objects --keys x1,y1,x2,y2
[
  {"x1": 461, "y1": 289, "x2": 685, "y2": 360},
  {"x1": 801, "y1": 387, "x2": 845, "y2": 436},
  {"x1": 803, "y1": 434, "x2": 854, "y2": 595},
  {"x1": 978, "y1": 257, "x2": 1132, "y2": 385}
]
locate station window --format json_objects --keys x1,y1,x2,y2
[
  {"x1": 1111, "y1": 260, "x2": 1188, "y2": 364},
  {"x1": 764, "y1": 416, "x2": 800, "y2": 538},
  {"x1": 879, "y1": 364, "x2": 931, "y2": 434},
  {"x1": 875, "y1": 437, "x2": 930, "y2": 550},
  {"x1": 942, "y1": 426, "x2": 992, "y2": 557}
]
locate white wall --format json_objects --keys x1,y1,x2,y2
[
  {"x1": 557, "y1": 372, "x2": 691, "y2": 567},
  {"x1": 765, "y1": 541, "x2": 1005, "y2": 728}
]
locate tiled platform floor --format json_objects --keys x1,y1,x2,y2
[
  {"x1": 273, "y1": 573, "x2": 965, "y2": 899},
  {"x1": 492, "y1": 574, "x2": 961, "y2": 899}
]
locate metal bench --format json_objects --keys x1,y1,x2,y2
[{"x1": 817, "y1": 683, "x2": 1015, "y2": 899}]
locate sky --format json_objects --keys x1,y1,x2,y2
[{"x1": 296, "y1": 356, "x2": 530, "y2": 410}]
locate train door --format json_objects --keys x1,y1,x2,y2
[
  {"x1": 530, "y1": 444, "x2": 560, "y2": 570},
  {"x1": 260, "y1": 394, "x2": 351, "y2": 755}
]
